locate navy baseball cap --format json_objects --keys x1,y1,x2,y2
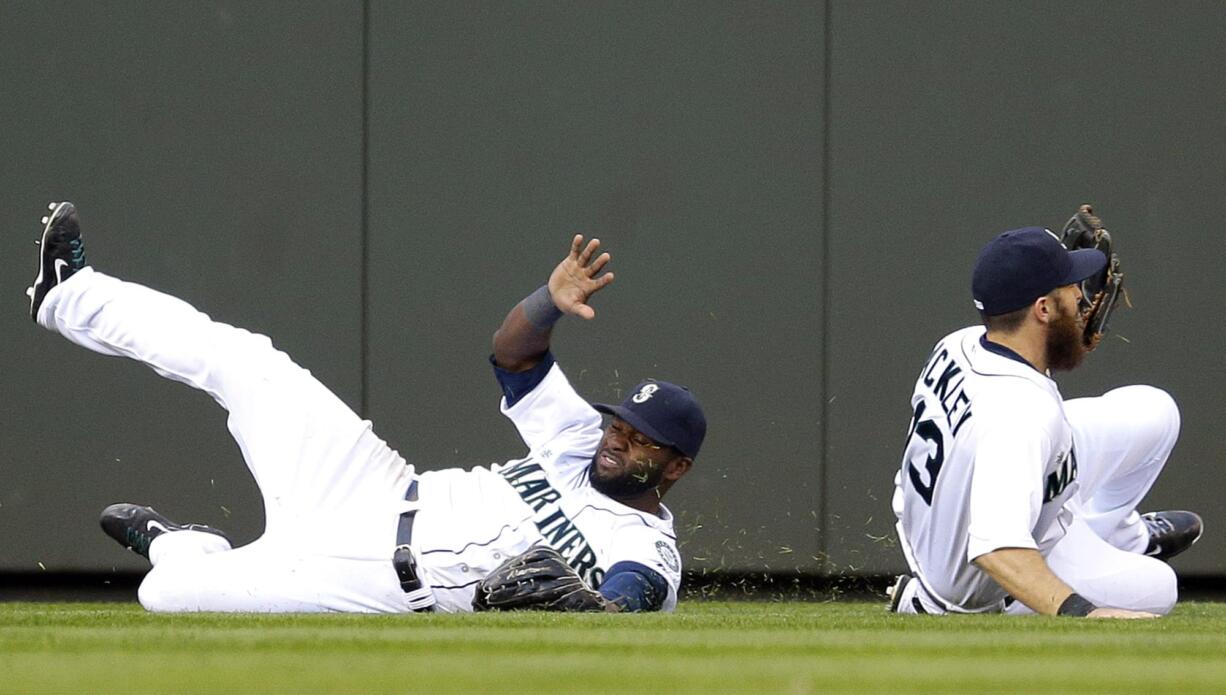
[
  {"x1": 593, "y1": 380, "x2": 707, "y2": 458},
  {"x1": 971, "y1": 226, "x2": 1107, "y2": 316}
]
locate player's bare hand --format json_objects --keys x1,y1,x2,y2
[
  {"x1": 1086, "y1": 607, "x2": 1160, "y2": 619},
  {"x1": 548, "y1": 234, "x2": 614, "y2": 320}
]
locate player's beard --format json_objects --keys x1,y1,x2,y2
[
  {"x1": 1046, "y1": 296, "x2": 1089, "y2": 372},
  {"x1": 587, "y1": 453, "x2": 667, "y2": 500}
]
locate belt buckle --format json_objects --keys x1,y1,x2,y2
[{"x1": 393, "y1": 544, "x2": 435, "y2": 612}]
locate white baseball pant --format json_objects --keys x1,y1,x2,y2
[{"x1": 1006, "y1": 385, "x2": 1181, "y2": 615}]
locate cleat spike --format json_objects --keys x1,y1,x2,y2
[
  {"x1": 41, "y1": 216, "x2": 49, "y2": 224},
  {"x1": 47, "y1": 202, "x2": 57, "y2": 210},
  {"x1": 26, "y1": 287, "x2": 34, "y2": 298}
]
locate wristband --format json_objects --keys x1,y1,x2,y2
[
  {"x1": 522, "y1": 285, "x2": 563, "y2": 330},
  {"x1": 1057, "y1": 592, "x2": 1097, "y2": 617}
]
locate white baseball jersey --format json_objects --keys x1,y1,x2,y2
[
  {"x1": 411, "y1": 364, "x2": 683, "y2": 612},
  {"x1": 892, "y1": 326, "x2": 1079, "y2": 612}
]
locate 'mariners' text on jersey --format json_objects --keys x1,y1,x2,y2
[{"x1": 498, "y1": 460, "x2": 604, "y2": 586}]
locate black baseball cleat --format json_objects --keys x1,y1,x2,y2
[
  {"x1": 1142, "y1": 510, "x2": 1203, "y2": 561},
  {"x1": 886, "y1": 574, "x2": 913, "y2": 613},
  {"x1": 99, "y1": 503, "x2": 231, "y2": 560},
  {"x1": 27, "y1": 201, "x2": 87, "y2": 321}
]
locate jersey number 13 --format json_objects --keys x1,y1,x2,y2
[{"x1": 904, "y1": 400, "x2": 945, "y2": 506}]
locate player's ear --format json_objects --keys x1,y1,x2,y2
[
  {"x1": 663, "y1": 456, "x2": 693, "y2": 482},
  {"x1": 1033, "y1": 295, "x2": 1054, "y2": 325}
]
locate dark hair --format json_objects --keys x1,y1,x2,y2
[{"x1": 980, "y1": 304, "x2": 1029, "y2": 333}]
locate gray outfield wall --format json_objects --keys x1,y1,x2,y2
[{"x1": 1, "y1": 1, "x2": 1222, "y2": 579}]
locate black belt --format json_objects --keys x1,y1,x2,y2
[
  {"x1": 395, "y1": 479, "x2": 419, "y2": 546},
  {"x1": 393, "y1": 480, "x2": 429, "y2": 605}
]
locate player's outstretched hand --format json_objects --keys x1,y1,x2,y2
[
  {"x1": 549, "y1": 234, "x2": 614, "y2": 320},
  {"x1": 1087, "y1": 607, "x2": 1160, "y2": 619}
]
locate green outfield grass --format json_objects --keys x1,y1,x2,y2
[{"x1": 2, "y1": 601, "x2": 1225, "y2": 694}]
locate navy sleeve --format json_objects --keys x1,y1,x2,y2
[
  {"x1": 490, "y1": 351, "x2": 556, "y2": 408},
  {"x1": 598, "y1": 561, "x2": 669, "y2": 612}
]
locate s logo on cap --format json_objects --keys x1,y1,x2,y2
[{"x1": 632, "y1": 383, "x2": 659, "y2": 404}]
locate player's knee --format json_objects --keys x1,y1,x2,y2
[
  {"x1": 208, "y1": 332, "x2": 303, "y2": 400},
  {"x1": 1140, "y1": 386, "x2": 1180, "y2": 437},
  {"x1": 1145, "y1": 561, "x2": 1179, "y2": 616},
  {"x1": 1110, "y1": 385, "x2": 1181, "y2": 447},
  {"x1": 138, "y1": 566, "x2": 197, "y2": 613},
  {"x1": 1118, "y1": 558, "x2": 1178, "y2": 615}
]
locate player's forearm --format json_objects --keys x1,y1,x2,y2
[
  {"x1": 598, "y1": 562, "x2": 669, "y2": 612},
  {"x1": 973, "y1": 547, "x2": 1075, "y2": 616},
  {"x1": 492, "y1": 287, "x2": 560, "y2": 371}
]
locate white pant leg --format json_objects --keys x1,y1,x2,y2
[
  {"x1": 148, "y1": 529, "x2": 233, "y2": 566},
  {"x1": 138, "y1": 536, "x2": 411, "y2": 613},
  {"x1": 38, "y1": 269, "x2": 413, "y2": 537},
  {"x1": 1005, "y1": 517, "x2": 1177, "y2": 615},
  {"x1": 1063, "y1": 386, "x2": 1180, "y2": 552}
]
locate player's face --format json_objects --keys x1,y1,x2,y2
[
  {"x1": 588, "y1": 418, "x2": 678, "y2": 499},
  {"x1": 1045, "y1": 286, "x2": 1089, "y2": 372}
]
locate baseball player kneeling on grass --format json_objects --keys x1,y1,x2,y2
[
  {"x1": 27, "y1": 202, "x2": 704, "y2": 614},
  {"x1": 889, "y1": 206, "x2": 1202, "y2": 619}
]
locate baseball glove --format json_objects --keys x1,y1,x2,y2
[
  {"x1": 471, "y1": 545, "x2": 615, "y2": 612},
  {"x1": 1059, "y1": 204, "x2": 1126, "y2": 350}
]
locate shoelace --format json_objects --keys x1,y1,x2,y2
[
  {"x1": 68, "y1": 238, "x2": 85, "y2": 268},
  {"x1": 124, "y1": 527, "x2": 154, "y2": 554},
  {"x1": 1144, "y1": 515, "x2": 1174, "y2": 536}
]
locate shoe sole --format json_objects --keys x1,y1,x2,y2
[{"x1": 29, "y1": 201, "x2": 75, "y2": 320}]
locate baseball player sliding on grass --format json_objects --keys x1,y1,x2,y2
[
  {"x1": 890, "y1": 208, "x2": 1202, "y2": 618},
  {"x1": 27, "y1": 201, "x2": 705, "y2": 613}
]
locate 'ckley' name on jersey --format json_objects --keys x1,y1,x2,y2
[
  {"x1": 498, "y1": 459, "x2": 604, "y2": 586},
  {"x1": 918, "y1": 344, "x2": 974, "y2": 436}
]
